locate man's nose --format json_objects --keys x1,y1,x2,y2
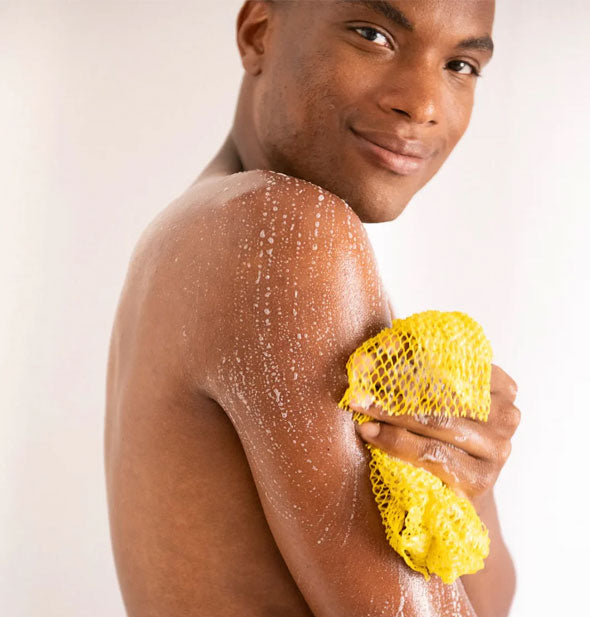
[{"x1": 378, "y1": 61, "x2": 442, "y2": 127}]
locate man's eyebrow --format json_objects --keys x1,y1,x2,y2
[
  {"x1": 457, "y1": 36, "x2": 495, "y2": 55},
  {"x1": 335, "y1": 0, "x2": 414, "y2": 32},
  {"x1": 336, "y1": 1, "x2": 494, "y2": 55}
]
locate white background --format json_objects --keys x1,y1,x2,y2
[{"x1": 2, "y1": 1, "x2": 589, "y2": 615}]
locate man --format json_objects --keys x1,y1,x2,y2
[{"x1": 104, "y1": 1, "x2": 520, "y2": 616}]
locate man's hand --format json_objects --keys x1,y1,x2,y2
[{"x1": 349, "y1": 364, "x2": 521, "y2": 507}]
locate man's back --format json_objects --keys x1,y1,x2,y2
[
  {"x1": 104, "y1": 169, "x2": 477, "y2": 616},
  {"x1": 105, "y1": 170, "x2": 319, "y2": 616}
]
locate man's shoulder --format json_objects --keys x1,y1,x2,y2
[
  {"x1": 188, "y1": 171, "x2": 387, "y2": 384},
  {"x1": 136, "y1": 169, "x2": 361, "y2": 258},
  {"x1": 150, "y1": 168, "x2": 369, "y2": 283},
  {"x1": 219, "y1": 169, "x2": 367, "y2": 259},
  {"x1": 206, "y1": 169, "x2": 372, "y2": 283},
  {"x1": 126, "y1": 169, "x2": 364, "y2": 293},
  {"x1": 127, "y1": 168, "x2": 382, "y2": 377},
  {"x1": 194, "y1": 169, "x2": 361, "y2": 236}
]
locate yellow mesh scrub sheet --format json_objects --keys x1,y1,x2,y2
[{"x1": 338, "y1": 310, "x2": 493, "y2": 584}]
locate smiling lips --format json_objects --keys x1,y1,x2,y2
[{"x1": 351, "y1": 127, "x2": 435, "y2": 176}]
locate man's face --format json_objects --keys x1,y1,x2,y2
[{"x1": 253, "y1": 0, "x2": 495, "y2": 222}]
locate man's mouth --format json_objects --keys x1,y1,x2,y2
[{"x1": 350, "y1": 127, "x2": 434, "y2": 176}]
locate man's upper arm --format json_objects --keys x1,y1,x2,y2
[{"x1": 198, "y1": 171, "x2": 476, "y2": 617}]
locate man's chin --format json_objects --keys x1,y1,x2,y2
[
  {"x1": 341, "y1": 178, "x2": 414, "y2": 223},
  {"x1": 295, "y1": 165, "x2": 416, "y2": 223}
]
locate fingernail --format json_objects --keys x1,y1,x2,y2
[{"x1": 356, "y1": 421, "x2": 381, "y2": 438}]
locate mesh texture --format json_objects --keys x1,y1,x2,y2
[{"x1": 338, "y1": 310, "x2": 493, "y2": 583}]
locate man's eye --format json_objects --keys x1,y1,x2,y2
[
  {"x1": 446, "y1": 60, "x2": 481, "y2": 77},
  {"x1": 352, "y1": 26, "x2": 391, "y2": 49}
]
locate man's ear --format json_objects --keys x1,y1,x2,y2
[{"x1": 236, "y1": 1, "x2": 276, "y2": 76}]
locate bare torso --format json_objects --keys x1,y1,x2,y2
[{"x1": 105, "y1": 134, "x2": 487, "y2": 617}]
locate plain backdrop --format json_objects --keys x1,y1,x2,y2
[{"x1": 2, "y1": 1, "x2": 589, "y2": 615}]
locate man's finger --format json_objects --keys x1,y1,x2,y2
[
  {"x1": 490, "y1": 363, "x2": 518, "y2": 399},
  {"x1": 487, "y1": 399, "x2": 521, "y2": 437},
  {"x1": 349, "y1": 403, "x2": 494, "y2": 460},
  {"x1": 354, "y1": 423, "x2": 487, "y2": 499},
  {"x1": 390, "y1": 413, "x2": 492, "y2": 460}
]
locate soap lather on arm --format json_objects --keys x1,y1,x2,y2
[{"x1": 196, "y1": 172, "x2": 479, "y2": 617}]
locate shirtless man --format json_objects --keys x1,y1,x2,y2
[{"x1": 104, "y1": 1, "x2": 520, "y2": 615}]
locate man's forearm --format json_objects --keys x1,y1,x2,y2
[{"x1": 460, "y1": 490, "x2": 516, "y2": 617}]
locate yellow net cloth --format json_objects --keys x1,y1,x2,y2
[{"x1": 338, "y1": 310, "x2": 493, "y2": 583}]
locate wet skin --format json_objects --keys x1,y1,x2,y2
[{"x1": 105, "y1": 1, "x2": 519, "y2": 616}]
